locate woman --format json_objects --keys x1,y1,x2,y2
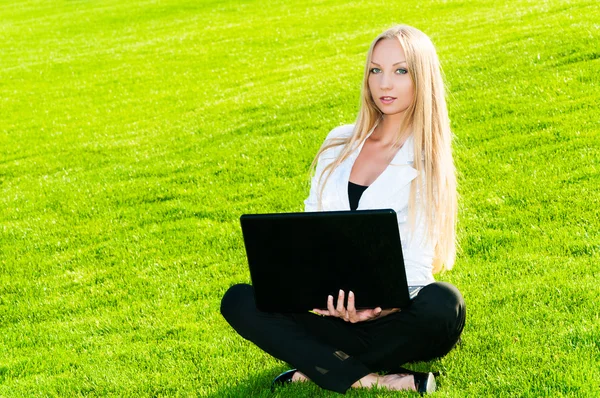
[{"x1": 221, "y1": 25, "x2": 466, "y2": 394}]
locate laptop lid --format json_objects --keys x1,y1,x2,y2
[{"x1": 240, "y1": 209, "x2": 411, "y2": 313}]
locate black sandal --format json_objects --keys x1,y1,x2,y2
[
  {"x1": 386, "y1": 367, "x2": 438, "y2": 395},
  {"x1": 413, "y1": 371, "x2": 436, "y2": 395},
  {"x1": 270, "y1": 369, "x2": 297, "y2": 392}
]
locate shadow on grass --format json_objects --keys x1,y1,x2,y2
[{"x1": 204, "y1": 366, "x2": 325, "y2": 398}]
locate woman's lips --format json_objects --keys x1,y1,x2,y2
[{"x1": 379, "y1": 96, "x2": 396, "y2": 104}]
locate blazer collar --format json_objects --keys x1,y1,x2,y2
[{"x1": 333, "y1": 128, "x2": 418, "y2": 210}]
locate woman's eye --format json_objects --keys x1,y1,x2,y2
[
  {"x1": 395, "y1": 68, "x2": 408, "y2": 75},
  {"x1": 369, "y1": 67, "x2": 381, "y2": 74}
]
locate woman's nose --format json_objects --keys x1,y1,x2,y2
[{"x1": 379, "y1": 73, "x2": 392, "y2": 90}]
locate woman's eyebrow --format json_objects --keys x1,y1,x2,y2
[{"x1": 370, "y1": 61, "x2": 407, "y2": 66}]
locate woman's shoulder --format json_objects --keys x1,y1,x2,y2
[
  {"x1": 325, "y1": 124, "x2": 354, "y2": 141},
  {"x1": 317, "y1": 124, "x2": 354, "y2": 160}
]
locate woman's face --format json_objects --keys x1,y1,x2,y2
[{"x1": 368, "y1": 38, "x2": 414, "y2": 117}]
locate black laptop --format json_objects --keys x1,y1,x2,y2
[{"x1": 240, "y1": 209, "x2": 414, "y2": 313}]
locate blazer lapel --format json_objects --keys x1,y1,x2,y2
[
  {"x1": 358, "y1": 135, "x2": 418, "y2": 209},
  {"x1": 331, "y1": 146, "x2": 360, "y2": 210},
  {"x1": 324, "y1": 129, "x2": 418, "y2": 211},
  {"x1": 329, "y1": 126, "x2": 377, "y2": 210}
]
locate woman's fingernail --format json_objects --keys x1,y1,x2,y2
[{"x1": 349, "y1": 291, "x2": 354, "y2": 296}]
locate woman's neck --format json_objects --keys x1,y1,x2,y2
[{"x1": 370, "y1": 114, "x2": 410, "y2": 147}]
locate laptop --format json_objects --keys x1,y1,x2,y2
[{"x1": 240, "y1": 209, "x2": 418, "y2": 313}]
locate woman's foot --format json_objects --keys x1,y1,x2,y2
[
  {"x1": 381, "y1": 373, "x2": 417, "y2": 390},
  {"x1": 291, "y1": 371, "x2": 309, "y2": 382},
  {"x1": 352, "y1": 372, "x2": 416, "y2": 391},
  {"x1": 290, "y1": 371, "x2": 415, "y2": 389}
]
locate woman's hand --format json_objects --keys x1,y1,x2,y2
[{"x1": 312, "y1": 290, "x2": 399, "y2": 323}]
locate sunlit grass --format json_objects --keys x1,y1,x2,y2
[{"x1": 0, "y1": 0, "x2": 599, "y2": 396}]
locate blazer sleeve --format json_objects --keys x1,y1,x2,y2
[
  {"x1": 304, "y1": 166, "x2": 324, "y2": 212},
  {"x1": 304, "y1": 125, "x2": 354, "y2": 212}
]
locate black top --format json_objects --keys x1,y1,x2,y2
[{"x1": 348, "y1": 181, "x2": 369, "y2": 211}]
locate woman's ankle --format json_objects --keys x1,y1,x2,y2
[
  {"x1": 380, "y1": 373, "x2": 416, "y2": 391},
  {"x1": 291, "y1": 371, "x2": 309, "y2": 382},
  {"x1": 351, "y1": 373, "x2": 380, "y2": 388},
  {"x1": 352, "y1": 373, "x2": 416, "y2": 391}
]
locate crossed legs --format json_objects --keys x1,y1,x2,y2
[{"x1": 220, "y1": 282, "x2": 465, "y2": 394}]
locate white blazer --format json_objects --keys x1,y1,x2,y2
[{"x1": 304, "y1": 124, "x2": 435, "y2": 286}]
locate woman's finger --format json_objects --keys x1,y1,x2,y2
[
  {"x1": 336, "y1": 290, "x2": 345, "y2": 314},
  {"x1": 347, "y1": 291, "x2": 357, "y2": 322},
  {"x1": 327, "y1": 295, "x2": 336, "y2": 314}
]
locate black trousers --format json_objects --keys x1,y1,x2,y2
[{"x1": 221, "y1": 282, "x2": 466, "y2": 394}]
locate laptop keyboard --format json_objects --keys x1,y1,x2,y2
[{"x1": 408, "y1": 286, "x2": 424, "y2": 300}]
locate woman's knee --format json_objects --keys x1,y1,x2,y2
[
  {"x1": 220, "y1": 283, "x2": 254, "y2": 324},
  {"x1": 418, "y1": 282, "x2": 466, "y2": 334}
]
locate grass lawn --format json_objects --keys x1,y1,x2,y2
[{"x1": 1, "y1": 0, "x2": 599, "y2": 396}]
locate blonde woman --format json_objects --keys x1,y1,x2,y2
[{"x1": 221, "y1": 25, "x2": 466, "y2": 394}]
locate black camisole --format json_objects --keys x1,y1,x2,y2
[{"x1": 348, "y1": 181, "x2": 369, "y2": 211}]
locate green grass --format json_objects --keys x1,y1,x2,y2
[{"x1": 1, "y1": 0, "x2": 599, "y2": 396}]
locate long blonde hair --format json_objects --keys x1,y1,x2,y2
[{"x1": 310, "y1": 25, "x2": 458, "y2": 272}]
